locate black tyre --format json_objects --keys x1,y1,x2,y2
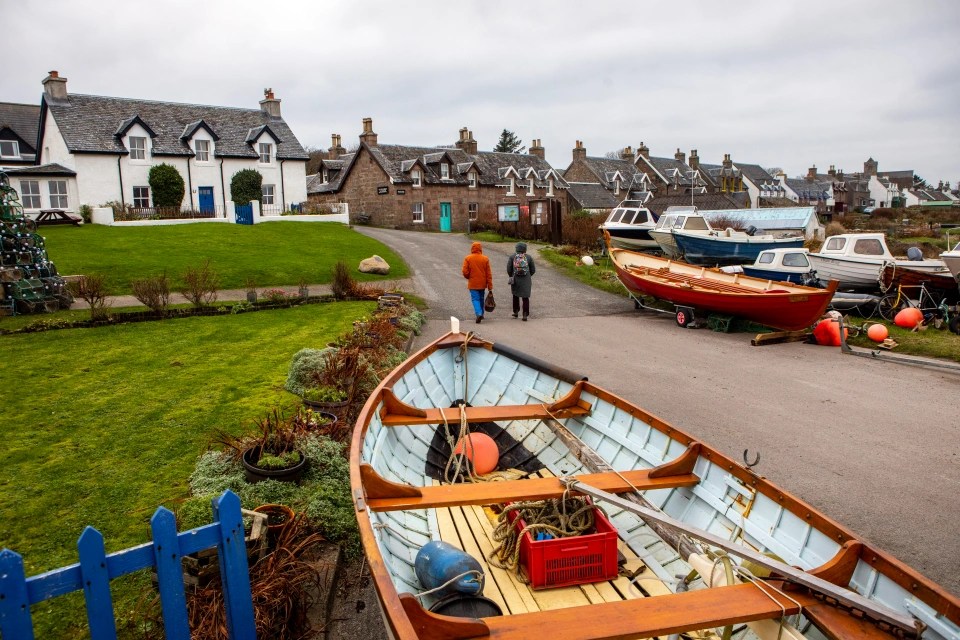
[
  {"x1": 676, "y1": 308, "x2": 691, "y2": 327},
  {"x1": 877, "y1": 295, "x2": 901, "y2": 322}
]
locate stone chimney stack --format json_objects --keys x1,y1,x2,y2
[
  {"x1": 360, "y1": 117, "x2": 378, "y2": 146},
  {"x1": 864, "y1": 157, "x2": 878, "y2": 177},
  {"x1": 807, "y1": 165, "x2": 817, "y2": 181},
  {"x1": 637, "y1": 142, "x2": 649, "y2": 160},
  {"x1": 621, "y1": 146, "x2": 635, "y2": 164},
  {"x1": 572, "y1": 140, "x2": 586, "y2": 162},
  {"x1": 674, "y1": 148, "x2": 686, "y2": 164},
  {"x1": 455, "y1": 127, "x2": 478, "y2": 155},
  {"x1": 722, "y1": 153, "x2": 732, "y2": 169},
  {"x1": 259, "y1": 88, "x2": 281, "y2": 118},
  {"x1": 328, "y1": 133, "x2": 346, "y2": 159},
  {"x1": 530, "y1": 139, "x2": 545, "y2": 159},
  {"x1": 689, "y1": 149, "x2": 699, "y2": 171},
  {"x1": 42, "y1": 70, "x2": 68, "y2": 102},
  {"x1": 828, "y1": 165, "x2": 836, "y2": 176}
]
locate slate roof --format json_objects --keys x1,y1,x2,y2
[
  {"x1": 784, "y1": 178, "x2": 833, "y2": 201},
  {"x1": 758, "y1": 196, "x2": 799, "y2": 208},
  {"x1": 2, "y1": 162, "x2": 76, "y2": 176},
  {"x1": 908, "y1": 188, "x2": 952, "y2": 202},
  {"x1": 566, "y1": 182, "x2": 621, "y2": 209},
  {"x1": 0, "y1": 102, "x2": 40, "y2": 159},
  {"x1": 571, "y1": 155, "x2": 642, "y2": 189},
  {"x1": 734, "y1": 163, "x2": 775, "y2": 185},
  {"x1": 42, "y1": 94, "x2": 308, "y2": 160},
  {"x1": 638, "y1": 155, "x2": 698, "y2": 187},
  {"x1": 647, "y1": 193, "x2": 743, "y2": 216},
  {"x1": 308, "y1": 153, "x2": 355, "y2": 194}
]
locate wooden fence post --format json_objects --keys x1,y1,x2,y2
[
  {"x1": 0, "y1": 548, "x2": 35, "y2": 640},
  {"x1": 213, "y1": 490, "x2": 257, "y2": 640},
  {"x1": 150, "y1": 506, "x2": 191, "y2": 640},
  {"x1": 78, "y1": 526, "x2": 118, "y2": 640}
]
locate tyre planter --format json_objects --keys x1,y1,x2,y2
[
  {"x1": 241, "y1": 446, "x2": 309, "y2": 484},
  {"x1": 302, "y1": 397, "x2": 348, "y2": 412}
]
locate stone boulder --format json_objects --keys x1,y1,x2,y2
[{"x1": 358, "y1": 255, "x2": 390, "y2": 275}]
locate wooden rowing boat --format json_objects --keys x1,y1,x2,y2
[
  {"x1": 607, "y1": 239, "x2": 838, "y2": 331},
  {"x1": 879, "y1": 263, "x2": 960, "y2": 304},
  {"x1": 351, "y1": 329, "x2": 960, "y2": 640}
]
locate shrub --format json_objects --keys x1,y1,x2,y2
[
  {"x1": 825, "y1": 221, "x2": 847, "y2": 237},
  {"x1": 285, "y1": 347, "x2": 336, "y2": 396},
  {"x1": 561, "y1": 210, "x2": 605, "y2": 249},
  {"x1": 709, "y1": 215, "x2": 746, "y2": 231},
  {"x1": 262, "y1": 288, "x2": 289, "y2": 303},
  {"x1": 103, "y1": 200, "x2": 134, "y2": 221},
  {"x1": 331, "y1": 261, "x2": 352, "y2": 300},
  {"x1": 230, "y1": 169, "x2": 263, "y2": 205},
  {"x1": 131, "y1": 272, "x2": 170, "y2": 314},
  {"x1": 302, "y1": 385, "x2": 347, "y2": 403},
  {"x1": 78, "y1": 204, "x2": 93, "y2": 224},
  {"x1": 148, "y1": 163, "x2": 186, "y2": 207},
  {"x1": 180, "y1": 259, "x2": 219, "y2": 307},
  {"x1": 67, "y1": 274, "x2": 110, "y2": 321}
]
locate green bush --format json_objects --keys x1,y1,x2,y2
[
  {"x1": 79, "y1": 204, "x2": 93, "y2": 223},
  {"x1": 230, "y1": 169, "x2": 263, "y2": 205},
  {"x1": 148, "y1": 163, "x2": 186, "y2": 207},
  {"x1": 284, "y1": 347, "x2": 335, "y2": 396}
]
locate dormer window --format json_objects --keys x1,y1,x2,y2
[
  {"x1": 322, "y1": 169, "x2": 329, "y2": 183},
  {"x1": 526, "y1": 178, "x2": 534, "y2": 196},
  {"x1": 258, "y1": 143, "x2": 273, "y2": 164},
  {"x1": 412, "y1": 168, "x2": 422, "y2": 188},
  {"x1": 440, "y1": 163, "x2": 450, "y2": 180},
  {"x1": 195, "y1": 139, "x2": 210, "y2": 162},
  {"x1": 129, "y1": 136, "x2": 146, "y2": 160},
  {"x1": 468, "y1": 170, "x2": 477, "y2": 188},
  {"x1": 507, "y1": 177, "x2": 516, "y2": 196},
  {"x1": 547, "y1": 178, "x2": 555, "y2": 197},
  {"x1": 0, "y1": 140, "x2": 20, "y2": 159},
  {"x1": 614, "y1": 179, "x2": 621, "y2": 196}
]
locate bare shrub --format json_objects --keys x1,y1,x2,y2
[
  {"x1": 67, "y1": 274, "x2": 110, "y2": 321},
  {"x1": 331, "y1": 261, "x2": 352, "y2": 300},
  {"x1": 825, "y1": 221, "x2": 847, "y2": 237},
  {"x1": 557, "y1": 244, "x2": 581, "y2": 256},
  {"x1": 180, "y1": 259, "x2": 220, "y2": 308},
  {"x1": 709, "y1": 215, "x2": 746, "y2": 231},
  {"x1": 561, "y1": 210, "x2": 605, "y2": 249},
  {"x1": 131, "y1": 272, "x2": 170, "y2": 314}
]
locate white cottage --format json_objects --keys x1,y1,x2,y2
[{"x1": 11, "y1": 71, "x2": 308, "y2": 218}]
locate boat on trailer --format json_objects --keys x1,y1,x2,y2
[
  {"x1": 599, "y1": 200, "x2": 659, "y2": 251},
  {"x1": 808, "y1": 233, "x2": 949, "y2": 293},
  {"x1": 351, "y1": 329, "x2": 960, "y2": 640}
]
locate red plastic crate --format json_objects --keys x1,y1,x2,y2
[{"x1": 506, "y1": 501, "x2": 619, "y2": 589}]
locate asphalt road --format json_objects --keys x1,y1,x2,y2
[{"x1": 358, "y1": 226, "x2": 960, "y2": 598}]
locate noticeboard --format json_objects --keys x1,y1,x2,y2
[{"x1": 498, "y1": 204, "x2": 520, "y2": 222}]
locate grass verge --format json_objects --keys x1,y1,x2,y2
[{"x1": 538, "y1": 248, "x2": 628, "y2": 297}]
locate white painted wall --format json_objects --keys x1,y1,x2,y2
[
  {"x1": 38, "y1": 112, "x2": 74, "y2": 170},
  {"x1": 868, "y1": 175, "x2": 900, "y2": 208}
]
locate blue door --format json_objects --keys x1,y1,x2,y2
[
  {"x1": 440, "y1": 202, "x2": 452, "y2": 232},
  {"x1": 235, "y1": 203, "x2": 253, "y2": 225},
  {"x1": 198, "y1": 187, "x2": 214, "y2": 215}
]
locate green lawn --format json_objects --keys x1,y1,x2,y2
[
  {"x1": 0, "y1": 301, "x2": 374, "y2": 638},
  {"x1": 40, "y1": 222, "x2": 409, "y2": 295}
]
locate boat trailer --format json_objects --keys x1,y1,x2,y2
[
  {"x1": 622, "y1": 284, "x2": 702, "y2": 328},
  {"x1": 837, "y1": 318, "x2": 960, "y2": 373}
]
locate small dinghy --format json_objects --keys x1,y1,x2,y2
[{"x1": 351, "y1": 327, "x2": 959, "y2": 640}]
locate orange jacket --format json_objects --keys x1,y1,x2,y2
[{"x1": 462, "y1": 242, "x2": 493, "y2": 290}]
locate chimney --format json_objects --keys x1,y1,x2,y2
[
  {"x1": 621, "y1": 146, "x2": 635, "y2": 164},
  {"x1": 360, "y1": 117, "x2": 378, "y2": 146},
  {"x1": 688, "y1": 149, "x2": 699, "y2": 171},
  {"x1": 328, "y1": 133, "x2": 346, "y2": 159},
  {"x1": 807, "y1": 165, "x2": 817, "y2": 181},
  {"x1": 637, "y1": 142, "x2": 649, "y2": 159},
  {"x1": 259, "y1": 88, "x2": 281, "y2": 118},
  {"x1": 455, "y1": 127, "x2": 469, "y2": 149},
  {"x1": 722, "y1": 153, "x2": 732, "y2": 169},
  {"x1": 457, "y1": 128, "x2": 478, "y2": 155},
  {"x1": 42, "y1": 70, "x2": 68, "y2": 102},
  {"x1": 828, "y1": 164, "x2": 836, "y2": 176},
  {"x1": 674, "y1": 148, "x2": 685, "y2": 164},
  {"x1": 864, "y1": 157, "x2": 877, "y2": 177},
  {"x1": 530, "y1": 139, "x2": 544, "y2": 159},
  {"x1": 572, "y1": 140, "x2": 586, "y2": 162}
]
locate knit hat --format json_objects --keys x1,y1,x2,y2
[{"x1": 515, "y1": 242, "x2": 527, "y2": 253}]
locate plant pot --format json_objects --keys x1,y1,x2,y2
[
  {"x1": 298, "y1": 286, "x2": 309, "y2": 298},
  {"x1": 253, "y1": 503, "x2": 295, "y2": 548},
  {"x1": 241, "y1": 446, "x2": 309, "y2": 484},
  {"x1": 303, "y1": 397, "x2": 348, "y2": 411},
  {"x1": 246, "y1": 290, "x2": 257, "y2": 303}
]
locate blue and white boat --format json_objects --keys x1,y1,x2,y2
[
  {"x1": 741, "y1": 248, "x2": 817, "y2": 284},
  {"x1": 672, "y1": 227, "x2": 804, "y2": 266},
  {"x1": 600, "y1": 200, "x2": 659, "y2": 251}
]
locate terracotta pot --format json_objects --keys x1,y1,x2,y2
[{"x1": 253, "y1": 503, "x2": 295, "y2": 547}]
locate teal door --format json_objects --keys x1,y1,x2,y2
[{"x1": 440, "y1": 202, "x2": 452, "y2": 232}]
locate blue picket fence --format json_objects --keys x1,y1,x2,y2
[
  {"x1": 235, "y1": 203, "x2": 253, "y2": 225},
  {"x1": 0, "y1": 490, "x2": 256, "y2": 640}
]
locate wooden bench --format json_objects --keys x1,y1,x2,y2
[{"x1": 36, "y1": 209, "x2": 82, "y2": 226}]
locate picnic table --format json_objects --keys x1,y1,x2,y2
[{"x1": 36, "y1": 209, "x2": 82, "y2": 226}]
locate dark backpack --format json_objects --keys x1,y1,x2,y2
[{"x1": 512, "y1": 253, "x2": 529, "y2": 277}]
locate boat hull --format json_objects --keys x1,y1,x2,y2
[
  {"x1": 809, "y1": 255, "x2": 949, "y2": 292},
  {"x1": 603, "y1": 225, "x2": 659, "y2": 251},
  {"x1": 650, "y1": 229, "x2": 681, "y2": 258},
  {"x1": 880, "y1": 263, "x2": 960, "y2": 303},
  {"x1": 673, "y1": 232, "x2": 805, "y2": 266},
  {"x1": 941, "y1": 250, "x2": 960, "y2": 280}
]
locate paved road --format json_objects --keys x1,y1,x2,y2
[{"x1": 358, "y1": 226, "x2": 960, "y2": 597}]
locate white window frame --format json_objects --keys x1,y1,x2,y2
[
  {"x1": 195, "y1": 139, "x2": 210, "y2": 162},
  {"x1": 132, "y1": 186, "x2": 150, "y2": 208},
  {"x1": 20, "y1": 180, "x2": 41, "y2": 209},
  {"x1": 412, "y1": 202, "x2": 424, "y2": 223},
  {"x1": 526, "y1": 178, "x2": 535, "y2": 196},
  {"x1": 614, "y1": 179, "x2": 621, "y2": 196},
  {"x1": 48, "y1": 180, "x2": 68, "y2": 209},
  {"x1": 129, "y1": 136, "x2": 147, "y2": 160},
  {"x1": 0, "y1": 140, "x2": 20, "y2": 159},
  {"x1": 507, "y1": 177, "x2": 516, "y2": 196},
  {"x1": 322, "y1": 169, "x2": 329, "y2": 183},
  {"x1": 547, "y1": 178, "x2": 555, "y2": 197},
  {"x1": 258, "y1": 142, "x2": 273, "y2": 164},
  {"x1": 262, "y1": 184, "x2": 275, "y2": 205},
  {"x1": 440, "y1": 163, "x2": 450, "y2": 180},
  {"x1": 468, "y1": 170, "x2": 477, "y2": 188},
  {"x1": 468, "y1": 203, "x2": 479, "y2": 220},
  {"x1": 412, "y1": 168, "x2": 422, "y2": 188}
]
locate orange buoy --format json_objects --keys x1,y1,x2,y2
[
  {"x1": 454, "y1": 433, "x2": 499, "y2": 475},
  {"x1": 866, "y1": 323, "x2": 889, "y2": 342},
  {"x1": 813, "y1": 319, "x2": 847, "y2": 346},
  {"x1": 894, "y1": 307, "x2": 923, "y2": 329}
]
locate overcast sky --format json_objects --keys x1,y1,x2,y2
[{"x1": 7, "y1": 0, "x2": 960, "y2": 184}]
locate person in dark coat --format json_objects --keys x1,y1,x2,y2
[{"x1": 506, "y1": 241, "x2": 536, "y2": 320}]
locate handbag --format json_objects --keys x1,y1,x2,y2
[
  {"x1": 507, "y1": 276, "x2": 515, "y2": 285},
  {"x1": 484, "y1": 290, "x2": 496, "y2": 312}
]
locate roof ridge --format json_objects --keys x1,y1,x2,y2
[{"x1": 67, "y1": 93, "x2": 267, "y2": 114}]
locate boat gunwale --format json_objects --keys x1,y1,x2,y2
[{"x1": 350, "y1": 332, "x2": 960, "y2": 638}]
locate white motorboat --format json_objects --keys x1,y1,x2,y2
[
  {"x1": 808, "y1": 233, "x2": 948, "y2": 292},
  {"x1": 649, "y1": 207, "x2": 709, "y2": 258},
  {"x1": 941, "y1": 240, "x2": 960, "y2": 281},
  {"x1": 599, "y1": 200, "x2": 659, "y2": 251}
]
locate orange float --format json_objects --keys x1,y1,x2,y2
[
  {"x1": 454, "y1": 432, "x2": 499, "y2": 475},
  {"x1": 813, "y1": 318, "x2": 848, "y2": 346},
  {"x1": 866, "y1": 323, "x2": 889, "y2": 342},
  {"x1": 894, "y1": 307, "x2": 923, "y2": 329}
]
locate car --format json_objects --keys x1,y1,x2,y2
[{"x1": 862, "y1": 206, "x2": 876, "y2": 214}]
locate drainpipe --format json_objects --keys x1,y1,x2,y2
[
  {"x1": 117, "y1": 155, "x2": 125, "y2": 206},
  {"x1": 219, "y1": 157, "x2": 227, "y2": 216},
  {"x1": 186, "y1": 155, "x2": 194, "y2": 209},
  {"x1": 279, "y1": 158, "x2": 286, "y2": 211}
]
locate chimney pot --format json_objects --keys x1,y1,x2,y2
[
  {"x1": 42, "y1": 70, "x2": 69, "y2": 101},
  {"x1": 360, "y1": 118, "x2": 378, "y2": 146},
  {"x1": 530, "y1": 139, "x2": 545, "y2": 159},
  {"x1": 638, "y1": 142, "x2": 649, "y2": 159},
  {"x1": 259, "y1": 88, "x2": 281, "y2": 118},
  {"x1": 674, "y1": 148, "x2": 685, "y2": 163},
  {"x1": 573, "y1": 140, "x2": 586, "y2": 162},
  {"x1": 49, "y1": 70, "x2": 59, "y2": 78}
]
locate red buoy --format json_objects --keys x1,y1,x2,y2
[
  {"x1": 454, "y1": 433, "x2": 499, "y2": 475},
  {"x1": 866, "y1": 323, "x2": 889, "y2": 342},
  {"x1": 813, "y1": 319, "x2": 847, "y2": 346},
  {"x1": 894, "y1": 307, "x2": 923, "y2": 329}
]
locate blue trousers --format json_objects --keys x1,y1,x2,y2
[{"x1": 469, "y1": 289, "x2": 485, "y2": 317}]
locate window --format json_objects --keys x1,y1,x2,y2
[
  {"x1": 262, "y1": 184, "x2": 275, "y2": 205},
  {"x1": 258, "y1": 143, "x2": 272, "y2": 163},
  {"x1": 195, "y1": 139, "x2": 210, "y2": 162},
  {"x1": 440, "y1": 163, "x2": 450, "y2": 179},
  {"x1": 48, "y1": 180, "x2": 68, "y2": 209},
  {"x1": 782, "y1": 253, "x2": 810, "y2": 268},
  {"x1": 547, "y1": 178, "x2": 554, "y2": 197},
  {"x1": 758, "y1": 252, "x2": 775, "y2": 264},
  {"x1": 0, "y1": 140, "x2": 20, "y2": 158},
  {"x1": 614, "y1": 179, "x2": 621, "y2": 196},
  {"x1": 526, "y1": 178, "x2": 534, "y2": 196},
  {"x1": 507, "y1": 177, "x2": 516, "y2": 196},
  {"x1": 412, "y1": 168, "x2": 422, "y2": 188},
  {"x1": 20, "y1": 180, "x2": 41, "y2": 209},
  {"x1": 133, "y1": 186, "x2": 150, "y2": 208},
  {"x1": 468, "y1": 203, "x2": 478, "y2": 220},
  {"x1": 824, "y1": 237, "x2": 846, "y2": 251},
  {"x1": 468, "y1": 170, "x2": 477, "y2": 188},
  {"x1": 322, "y1": 169, "x2": 329, "y2": 183},
  {"x1": 853, "y1": 238, "x2": 884, "y2": 256},
  {"x1": 412, "y1": 202, "x2": 424, "y2": 223},
  {"x1": 129, "y1": 136, "x2": 146, "y2": 160},
  {"x1": 620, "y1": 211, "x2": 636, "y2": 225}
]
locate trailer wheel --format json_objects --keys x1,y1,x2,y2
[
  {"x1": 676, "y1": 309, "x2": 691, "y2": 327},
  {"x1": 634, "y1": 298, "x2": 641, "y2": 309}
]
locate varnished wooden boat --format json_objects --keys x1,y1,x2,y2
[
  {"x1": 351, "y1": 329, "x2": 960, "y2": 640},
  {"x1": 608, "y1": 240, "x2": 838, "y2": 331},
  {"x1": 880, "y1": 263, "x2": 960, "y2": 304}
]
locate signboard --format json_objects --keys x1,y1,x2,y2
[
  {"x1": 396, "y1": 189, "x2": 406, "y2": 195},
  {"x1": 377, "y1": 186, "x2": 389, "y2": 195},
  {"x1": 520, "y1": 205, "x2": 529, "y2": 218},
  {"x1": 498, "y1": 204, "x2": 520, "y2": 222}
]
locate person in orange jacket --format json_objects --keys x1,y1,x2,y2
[{"x1": 462, "y1": 241, "x2": 493, "y2": 323}]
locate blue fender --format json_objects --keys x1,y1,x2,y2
[{"x1": 414, "y1": 541, "x2": 484, "y2": 598}]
